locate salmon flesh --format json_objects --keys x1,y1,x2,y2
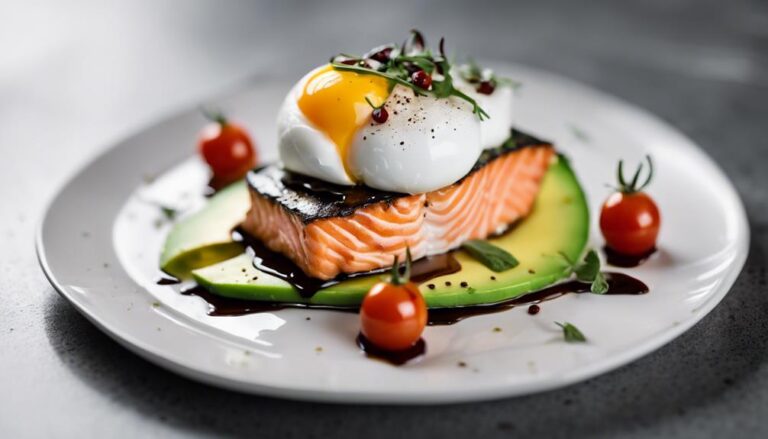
[{"x1": 242, "y1": 129, "x2": 555, "y2": 280}]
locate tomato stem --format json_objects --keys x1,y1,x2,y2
[
  {"x1": 616, "y1": 155, "x2": 653, "y2": 194},
  {"x1": 389, "y1": 248, "x2": 413, "y2": 285},
  {"x1": 201, "y1": 107, "x2": 228, "y2": 126}
]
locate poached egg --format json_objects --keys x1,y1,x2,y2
[{"x1": 277, "y1": 64, "x2": 512, "y2": 194}]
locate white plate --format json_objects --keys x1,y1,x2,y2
[{"x1": 37, "y1": 63, "x2": 749, "y2": 404}]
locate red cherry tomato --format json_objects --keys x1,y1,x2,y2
[
  {"x1": 600, "y1": 192, "x2": 660, "y2": 255},
  {"x1": 600, "y1": 156, "x2": 661, "y2": 255},
  {"x1": 197, "y1": 112, "x2": 257, "y2": 187},
  {"x1": 360, "y1": 281, "x2": 427, "y2": 351}
]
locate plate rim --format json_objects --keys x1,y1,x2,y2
[{"x1": 36, "y1": 62, "x2": 750, "y2": 404}]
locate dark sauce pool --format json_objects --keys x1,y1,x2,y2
[
  {"x1": 603, "y1": 245, "x2": 657, "y2": 268},
  {"x1": 356, "y1": 333, "x2": 426, "y2": 365},
  {"x1": 156, "y1": 276, "x2": 181, "y2": 285}
]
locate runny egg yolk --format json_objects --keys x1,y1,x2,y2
[{"x1": 297, "y1": 64, "x2": 390, "y2": 179}]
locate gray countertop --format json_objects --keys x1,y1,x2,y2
[{"x1": 1, "y1": 0, "x2": 767, "y2": 437}]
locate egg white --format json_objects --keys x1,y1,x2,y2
[
  {"x1": 276, "y1": 68, "x2": 355, "y2": 186},
  {"x1": 348, "y1": 85, "x2": 482, "y2": 194},
  {"x1": 475, "y1": 85, "x2": 514, "y2": 149},
  {"x1": 454, "y1": 76, "x2": 514, "y2": 150}
]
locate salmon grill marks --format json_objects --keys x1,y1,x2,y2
[{"x1": 243, "y1": 129, "x2": 555, "y2": 280}]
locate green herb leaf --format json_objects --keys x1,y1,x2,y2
[
  {"x1": 569, "y1": 124, "x2": 590, "y2": 143},
  {"x1": 591, "y1": 271, "x2": 609, "y2": 294},
  {"x1": 330, "y1": 32, "x2": 490, "y2": 121},
  {"x1": 458, "y1": 59, "x2": 520, "y2": 91},
  {"x1": 461, "y1": 240, "x2": 519, "y2": 272},
  {"x1": 500, "y1": 134, "x2": 517, "y2": 150},
  {"x1": 458, "y1": 59, "x2": 483, "y2": 83},
  {"x1": 398, "y1": 54, "x2": 436, "y2": 73},
  {"x1": 494, "y1": 77, "x2": 522, "y2": 90},
  {"x1": 574, "y1": 249, "x2": 600, "y2": 282},
  {"x1": 572, "y1": 249, "x2": 609, "y2": 294},
  {"x1": 556, "y1": 322, "x2": 587, "y2": 343},
  {"x1": 160, "y1": 206, "x2": 178, "y2": 221}
]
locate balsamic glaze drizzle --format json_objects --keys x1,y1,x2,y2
[{"x1": 180, "y1": 272, "x2": 648, "y2": 325}]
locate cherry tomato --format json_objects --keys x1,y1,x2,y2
[
  {"x1": 600, "y1": 192, "x2": 660, "y2": 255},
  {"x1": 360, "y1": 250, "x2": 427, "y2": 351},
  {"x1": 360, "y1": 281, "x2": 427, "y2": 351},
  {"x1": 198, "y1": 111, "x2": 257, "y2": 187},
  {"x1": 600, "y1": 156, "x2": 661, "y2": 255}
]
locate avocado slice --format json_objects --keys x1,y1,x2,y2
[
  {"x1": 191, "y1": 156, "x2": 589, "y2": 308},
  {"x1": 160, "y1": 181, "x2": 249, "y2": 278}
]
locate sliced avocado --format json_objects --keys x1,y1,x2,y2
[
  {"x1": 191, "y1": 156, "x2": 589, "y2": 308},
  {"x1": 160, "y1": 181, "x2": 249, "y2": 278}
]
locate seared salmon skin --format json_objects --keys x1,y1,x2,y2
[{"x1": 243, "y1": 130, "x2": 555, "y2": 280}]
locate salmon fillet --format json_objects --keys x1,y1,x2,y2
[{"x1": 243, "y1": 132, "x2": 555, "y2": 280}]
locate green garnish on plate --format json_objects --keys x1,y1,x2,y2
[
  {"x1": 563, "y1": 249, "x2": 609, "y2": 294},
  {"x1": 556, "y1": 322, "x2": 587, "y2": 343},
  {"x1": 461, "y1": 239, "x2": 519, "y2": 272}
]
